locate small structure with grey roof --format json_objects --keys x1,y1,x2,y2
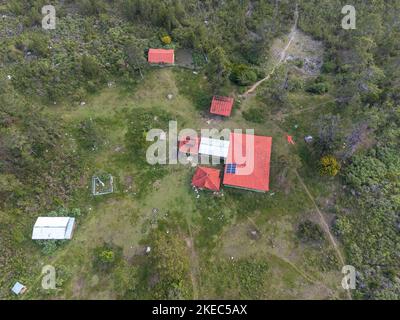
[{"x1": 11, "y1": 282, "x2": 27, "y2": 295}]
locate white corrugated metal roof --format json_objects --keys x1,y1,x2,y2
[
  {"x1": 11, "y1": 282, "x2": 26, "y2": 295},
  {"x1": 199, "y1": 137, "x2": 230, "y2": 158},
  {"x1": 34, "y1": 217, "x2": 70, "y2": 227},
  {"x1": 32, "y1": 217, "x2": 75, "y2": 240}
]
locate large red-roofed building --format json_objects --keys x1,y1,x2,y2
[
  {"x1": 210, "y1": 96, "x2": 234, "y2": 117},
  {"x1": 223, "y1": 133, "x2": 272, "y2": 192},
  {"x1": 192, "y1": 167, "x2": 221, "y2": 191},
  {"x1": 148, "y1": 49, "x2": 175, "y2": 64}
]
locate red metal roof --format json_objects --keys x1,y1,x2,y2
[
  {"x1": 192, "y1": 167, "x2": 221, "y2": 191},
  {"x1": 223, "y1": 133, "x2": 272, "y2": 192},
  {"x1": 179, "y1": 135, "x2": 200, "y2": 155},
  {"x1": 210, "y1": 96, "x2": 234, "y2": 117},
  {"x1": 148, "y1": 49, "x2": 175, "y2": 64}
]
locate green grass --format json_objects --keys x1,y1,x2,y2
[{"x1": 20, "y1": 66, "x2": 347, "y2": 300}]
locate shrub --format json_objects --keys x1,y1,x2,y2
[
  {"x1": 287, "y1": 76, "x2": 304, "y2": 92},
  {"x1": 37, "y1": 240, "x2": 66, "y2": 255},
  {"x1": 319, "y1": 155, "x2": 341, "y2": 177},
  {"x1": 322, "y1": 61, "x2": 336, "y2": 73},
  {"x1": 93, "y1": 244, "x2": 121, "y2": 272},
  {"x1": 80, "y1": 0, "x2": 107, "y2": 16},
  {"x1": 28, "y1": 33, "x2": 50, "y2": 58},
  {"x1": 99, "y1": 250, "x2": 115, "y2": 264},
  {"x1": 161, "y1": 35, "x2": 172, "y2": 44},
  {"x1": 242, "y1": 107, "x2": 265, "y2": 123},
  {"x1": 81, "y1": 55, "x2": 103, "y2": 80},
  {"x1": 230, "y1": 64, "x2": 258, "y2": 86},
  {"x1": 294, "y1": 59, "x2": 304, "y2": 68},
  {"x1": 297, "y1": 221, "x2": 325, "y2": 244},
  {"x1": 306, "y1": 81, "x2": 329, "y2": 94}
]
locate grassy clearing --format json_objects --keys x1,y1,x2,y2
[{"x1": 22, "y1": 60, "x2": 348, "y2": 299}]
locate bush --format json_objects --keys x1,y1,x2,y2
[
  {"x1": 294, "y1": 59, "x2": 304, "y2": 68},
  {"x1": 81, "y1": 55, "x2": 103, "y2": 80},
  {"x1": 319, "y1": 155, "x2": 341, "y2": 177},
  {"x1": 287, "y1": 76, "x2": 304, "y2": 92},
  {"x1": 93, "y1": 244, "x2": 121, "y2": 272},
  {"x1": 80, "y1": 0, "x2": 107, "y2": 16},
  {"x1": 99, "y1": 250, "x2": 115, "y2": 264},
  {"x1": 297, "y1": 221, "x2": 325, "y2": 244},
  {"x1": 161, "y1": 35, "x2": 172, "y2": 44},
  {"x1": 36, "y1": 240, "x2": 64, "y2": 255},
  {"x1": 27, "y1": 33, "x2": 50, "y2": 58},
  {"x1": 242, "y1": 107, "x2": 265, "y2": 123},
  {"x1": 230, "y1": 64, "x2": 257, "y2": 86},
  {"x1": 322, "y1": 61, "x2": 336, "y2": 73},
  {"x1": 306, "y1": 81, "x2": 329, "y2": 94}
]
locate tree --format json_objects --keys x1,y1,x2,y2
[
  {"x1": 315, "y1": 114, "x2": 343, "y2": 156},
  {"x1": 124, "y1": 40, "x2": 147, "y2": 79},
  {"x1": 206, "y1": 46, "x2": 230, "y2": 88},
  {"x1": 230, "y1": 64, "x2": 257, "y2": 86}
]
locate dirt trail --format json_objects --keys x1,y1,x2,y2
[
  {"x1": 186, "y1": 218, "x2": 200, "y2": 299},
  {"x1": 241, "y1": 4, "x2": 299, "y2": 98},
  {"x1": 294, "y1": 170, "x2": 353, "y2": 300},
  {"x1": 264, "y1": 115, "x2": 352, "y2": 299},
  {"x1": 246, "y1": 217, "x2": 336, "y2": 297}
]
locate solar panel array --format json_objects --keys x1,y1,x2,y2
[{"x1": 226, "y1": 163, "x2": 237, "y2": 174}]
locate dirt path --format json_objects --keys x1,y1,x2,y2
[
  {"x1": 264, "y1": 111, "x2": 352, "y2": 299},
  {"x1": 241, "y1": 4, "x2": 299, "y2": 98},
  {"x1": 294, "y1": 170, "x2": 353, "y2": 300},
  {"x1": 247, "y1": 216, "x2": 335, "y2": 297},
  {"x1": 185, "y1": 218, "x2": 200, "y2": 300},
  {"x1": 272, "y1": 98, "x2": 338, "y2": 121}
]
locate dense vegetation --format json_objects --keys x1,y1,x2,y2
[
  {"x1": 299, "y1": 0, "x2": 400, "y2": 299},
  {"x1": 0, "y1": 0, "x2": 399, "y2": 300}
]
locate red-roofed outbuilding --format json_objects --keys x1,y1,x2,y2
[
  {"x1": 148, "y1": 49, "x2": 175, "y2": 64},
  {"x1": 192, "y1": 167, "x2": 221, "y2": 191},
  {"x1": 223, "y1": 133, "x2": 272, "y2": 192},
  {"x1": 210, "y1": 96, "x2": 234, "y2": 117}
]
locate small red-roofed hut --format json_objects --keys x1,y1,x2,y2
[{"x1": 192, "y1": 167, "x2": 221, "y2": 191}]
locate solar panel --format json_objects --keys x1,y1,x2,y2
[{"x1": 226, "y1": 163, "x2": 237, "y2": 174}]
